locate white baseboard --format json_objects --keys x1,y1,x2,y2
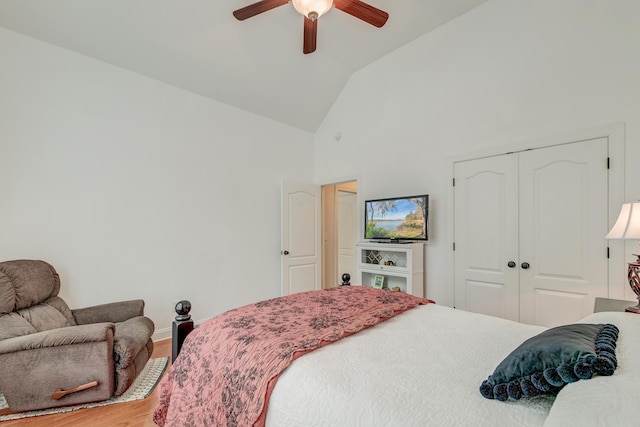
[{"x1": 152, "y1": 326, "x2": 172, "y2": 342}]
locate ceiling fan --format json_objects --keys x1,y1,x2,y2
[{"x1": 233, "y1": 0, "x2": 389, "y2": 54}]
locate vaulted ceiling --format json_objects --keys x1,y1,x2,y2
[{"x1": 0, "y1": 0, "x2": 487, "y2": 132}]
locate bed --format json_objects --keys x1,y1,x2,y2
[{"x1": 153, "y1": 286, "x2": 640, "y2": 426}]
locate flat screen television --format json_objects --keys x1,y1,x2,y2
[{"x1": 364, "y1": 194, "x2": 429, "y2": 241}]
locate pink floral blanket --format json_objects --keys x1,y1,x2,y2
[{"x1": 153, "y1": 286, "x2": 431, "y2": 427}]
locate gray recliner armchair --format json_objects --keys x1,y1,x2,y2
[{"x1": 0, "y1": 259, "x2": 154, "y2": 412}]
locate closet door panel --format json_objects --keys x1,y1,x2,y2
[
  {"x1": 519, "y1": 138, "x2": 608, "y2": 326},
  {"x1": 454, "y1": 155, "x2": 519, "y2": 321}
]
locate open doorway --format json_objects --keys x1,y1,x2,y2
[{"x1": 322, "y1": 181, "x2": 358, "y2": 288}]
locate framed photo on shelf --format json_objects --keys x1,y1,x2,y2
[{"x1": 373, "y1": 275, "x2": 385, "y2": 289}]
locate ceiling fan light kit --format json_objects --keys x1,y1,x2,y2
[
  {"x1": 291, "y1": 0, "x2": 333, "y2": 20},
  {"x1": 233, "y1": 0, "x2": 388, "y2": 54}
]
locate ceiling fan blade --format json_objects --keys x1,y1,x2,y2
[
  {"x1": 233, "y1": 0, "x2": 289, "y2": 21},
  {"x1": 303, "y1": 17, "x2": 317, "y2": 54},
  {"x1": 334, "y1": 0, "x2": 389, "y2": 28}
]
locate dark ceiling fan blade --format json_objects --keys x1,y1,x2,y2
[
  {"x1": 233, "y1": 0, "x2": 289, "y2": 21},
  {"x1": 333, "y1": 0, "x2": 388, "y2": 28},
  {"x1": 303, "y1": 17, "x2": 317, "y2": 54}
]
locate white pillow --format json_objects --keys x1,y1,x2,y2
[{"x1": 543, "y1": 312, "x2": 640, "y2": 426}]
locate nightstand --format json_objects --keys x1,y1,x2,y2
[{"x1": 593, "y1": 297, "x2": 637, "y2": 313}]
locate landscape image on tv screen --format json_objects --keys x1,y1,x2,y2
[{"x1": 365, "y1": 195, "x2": 428, "y2": 241}]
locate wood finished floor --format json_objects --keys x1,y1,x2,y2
[{"x1": 0, "y1": 338, "x2": 171, "y2": 427}]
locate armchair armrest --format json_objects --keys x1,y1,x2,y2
[
  {"x1": 0, "y1": 322, "x2": 115, "y2": 354},
  {"x1": 73, "y1": 299, "x2": 145, "y2": 324}
]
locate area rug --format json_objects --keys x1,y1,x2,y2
[{"x1": 0, "y1": 356, "x2": 169, "y2": 421}]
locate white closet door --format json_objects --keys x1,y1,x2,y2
[
  {"x1": 454, "y1": 154, "x2": 520, "y2": 321},
  {"x1": 518, "y1": 138, "x2": 609, "y2": 326}
]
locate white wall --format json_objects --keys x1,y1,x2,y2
[
  {"x1": 3, "y1": 0, "x2": 640, "y2": 338},
  {"x1": 315, "y1": 0, "x2": 640, "y2": 306},
  {"x1": 0, "y1": 27, "x2": 315, "y2": 339}
]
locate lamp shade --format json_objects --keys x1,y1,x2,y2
[
  {"x1": 291, "y1": 0, "x2": 333, "y2": 19},
  {"x1": 606, "y1": 202, "x2": 640, "y2": 239}
]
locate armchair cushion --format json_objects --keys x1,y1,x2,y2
[
  {"x1": 0, "y1": 312, "x2": 38, "y2": 340},
  {"x1": 0, "y1": 259, "x2": 60, "y2": 313},
  {"x1": 45, "y1": 296, "x2": 78, "y2": 326},
  {"x1": 0, "y1": 296, "x2": 77, "y2": 339},
  {"x1": 16, "y1": 302, "x2": 71, "y2": 332}
]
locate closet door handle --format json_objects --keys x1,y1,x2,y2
[
  {"x1": 507, "y1": 261, "x2": 516, "y2": 268},
  {"x1": 521, "y1": 262, "x2": 530, "y2": 269},
  {"x1": 282, "y1": 250, "x2": 290, "y2": 255}
]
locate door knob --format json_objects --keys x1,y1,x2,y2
[
  {"x1": 282, "y1": 250, "x2": 289, "y2": 255},
  {"x1": 507, "y1": 261, "x2": 516, "y2": 268},
  {"x1": 521, "y1": 262, "x2": 530, "y2": 269}
]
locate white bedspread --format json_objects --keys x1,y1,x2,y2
[{"x1": 266, "y1": 304, "x2": 555, "y2": 427}]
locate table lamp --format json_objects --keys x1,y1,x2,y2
[{"x1": 606, "y1": 202, "x2": 640, "y2": 313}]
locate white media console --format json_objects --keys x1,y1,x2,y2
[{"x1": 356, "y1": 241, "x2": 424, "y2": 298}]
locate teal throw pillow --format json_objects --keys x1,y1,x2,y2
[{"x1": 480, "y1": 323, "x2": 618, "y2": 401}]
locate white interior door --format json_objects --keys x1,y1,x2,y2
[
  {"x1": 281, "y1": 182, "x2": 321, "y2": 295},
  {"x1": 519, "y1": 138, "x2": 608, "y2": 326},
  {"x1": 454, "y1": 154, "x2": 520, "y2": 321},
  {"x1": 338, "y1": 190, "x2": 358, "y2": 284}
]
